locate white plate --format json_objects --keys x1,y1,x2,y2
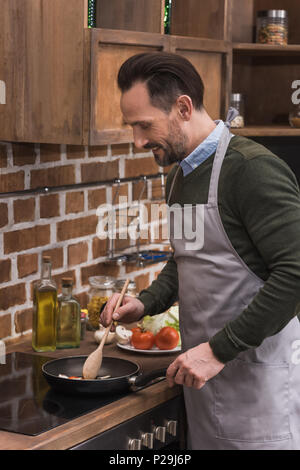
[{"x1": 117, "y1": 342, "x2": 181, "y2": 354}]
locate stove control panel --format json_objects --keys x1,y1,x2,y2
[{"x1": 70, "y1": 395, "x2": 185, "y2": 450}]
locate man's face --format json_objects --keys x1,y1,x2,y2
[{"x1": 120, "y1": 82, "x2": 188, "y2": 167}]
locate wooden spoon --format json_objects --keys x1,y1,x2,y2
[{"x1": 82, "y1": 279, "x2": 130, "y2": 379}]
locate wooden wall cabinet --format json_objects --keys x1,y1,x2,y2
[
  {"x1": 0, "y1": 0, "x2": 230, "y2": 145},
  {"x1": 0, "y1": 0, "x2": 299, "y2": 146}
]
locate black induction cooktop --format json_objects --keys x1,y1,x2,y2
[{"x1": 0, "y1": 352, "x2": 128, "y2": 436}]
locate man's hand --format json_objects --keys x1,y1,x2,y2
[
  {"x1": 100, "y1": 293, "x2": 145, "y2": 327},
  {"x1": 166, "y1": 342, "x2": 225, "y2": 389}
]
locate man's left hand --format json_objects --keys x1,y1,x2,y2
[{"x1": 166, "y1": 342, "x2": 225, "y2": 389}]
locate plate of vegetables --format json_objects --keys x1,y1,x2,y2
[{"x1": 117, "y1": 307, "x2": 181, "y2": 354}]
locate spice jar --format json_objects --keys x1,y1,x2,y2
[
  {"x1": 115, "y1": 279, "x2": 137, "y2": 297},
  {"x1": 80, "y1": 309, "x2": 88, "y2": 340},
  {"x1": 87, "y1": 276, "x2": 115, "y2": 329},
  {"x1": 230, "y1": 93, "x2": 245, "y2": 128},
  {"x1": 256, "y1": 10, "x2": 288, "y2": 46}
]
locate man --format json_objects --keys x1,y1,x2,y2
[{"x1": 101, "y1": 52, "x2": 300, "y2": 450}]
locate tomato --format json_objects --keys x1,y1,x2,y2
[
  {"x1": 131, "y1": 330, "x2": 155, "y2": 350},
  {"x1": 131, "y1": 327, "x2": 142, "y2": 334},
  {"x1": 155, "y1": 327, "x2": 179, "y2": 350}
]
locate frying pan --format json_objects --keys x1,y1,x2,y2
[{"x1": 42, "y1": 355, "x2": 167, "y2": 396}]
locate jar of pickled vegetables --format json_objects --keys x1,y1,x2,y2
[{"x1": 87, "y1": 276, "x2": 115, "y2": 329}]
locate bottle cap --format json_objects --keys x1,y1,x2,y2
[
  {"x1": 62, "y1": 277, "x2": 73, "y2": 286},
  {"x1": 42, "y1": 256, "x2": 51, "y2": 262}
]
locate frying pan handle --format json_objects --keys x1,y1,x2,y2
[{"x1": 129, "y1": 368, "x2": 167, "y2": 391}]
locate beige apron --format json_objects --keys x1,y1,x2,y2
[{"x1": 167, "y1": 109, "x2": 300, "y2": 450}]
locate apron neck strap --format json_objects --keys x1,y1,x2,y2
[{"x1": 207, "y1": 108, "x2": 238, "y2": 205}]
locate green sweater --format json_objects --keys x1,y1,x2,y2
[{"x1": 138, "y1": 135, "x2": 300, "y2": 363}]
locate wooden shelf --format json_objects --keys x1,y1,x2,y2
[
  {"x1": 233, "y1": 43, "x2": 300, "y2": 55},
  {"x1": 231, "y1": 126, "x2": 300, "y2": 137}
]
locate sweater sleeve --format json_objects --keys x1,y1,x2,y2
[
  {"x1": 138, "y1": 254, "x2": 179, "y2": 316},
  {"x1": 209, "y1": 154, "x2": 300, "y2": 363}
]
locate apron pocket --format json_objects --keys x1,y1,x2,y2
[{"x1": 214, "y1": 358, "x2": 291, "y2": 442}]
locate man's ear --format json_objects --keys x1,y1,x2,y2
[{"x1": 176, "y1": 95, "x2": 193, "y2": 121}]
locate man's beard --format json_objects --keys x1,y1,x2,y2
[{"x1": 146, "y1": 120, "x2": 188, "y2": 167}]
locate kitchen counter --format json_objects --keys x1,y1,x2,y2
[{"x1": 0, "y1": 331, "x2": 183, "y2": 450}]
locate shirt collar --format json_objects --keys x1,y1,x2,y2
[{"x1": 180, "y1": 120, "x2": 225, "y2": 177}]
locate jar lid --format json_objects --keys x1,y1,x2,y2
[
  {"x1": 231, "y1": 93, "x2": 243, "y2": 102},
  {"x1": 115, "y1": 279, "x2": 136, "y2": 291},
  {"x1": 257, "y1": 10, "x2": 288, "y2": 19},
  {"x1": 88, "y1": 276, "x2": 115, "y2": 289},
  {"x1": 62, "y1": 277, "x2": 73, "y2": 287}
]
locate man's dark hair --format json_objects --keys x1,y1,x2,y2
[{"x1": 117, "y1": 52, "x2": 204, "y2": 113}]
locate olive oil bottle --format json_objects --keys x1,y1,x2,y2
[
  {"x1": 56, "y1": 278, "x2": 81, "y2": 349},
  {"x1": 32, "y1": 256, "x2": 57, "y2": 352}
]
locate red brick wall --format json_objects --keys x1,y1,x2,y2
[{"x1": 0, "y1": 142, "x2": 170, "y2": 343}]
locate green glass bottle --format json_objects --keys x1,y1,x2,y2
[
  {"x1": 88, "y1": 0, "x2": 96, "y2": 28},
  {"x1": 56, "y1": 278, "x2": 81, "y2": 349},
  {"x1": 32, "y1": 256, "x2": 57, "y2": 352}
]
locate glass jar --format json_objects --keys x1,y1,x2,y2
[
  {"x1": 115, "y1": 279, "x2": 137, "y2": 297},
  {"x1": 87, "y1": 276, "x2": 115, "y2": 330},
  {"x1": 289, "y1": 103, "x2": 300, "y2": 128},
  {"x1": 80, "y1": 309, "x2": 88, "y2": 340},
  {"x1": 230, "y1": 93, "x2": 245, "y2": 128},
  {"x1": 256, "y1": 10, "x2": 288, "y2": 46}
]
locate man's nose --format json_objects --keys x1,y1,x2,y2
[{"x1": 133, "y1": 128, "x2": 149, "y2": 150}]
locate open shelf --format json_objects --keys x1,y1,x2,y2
[
  {"x1": 233, "y1": 43, "x2": 300, "y2": 55},
  {"x1": 231, "y1": 126, "x2": 300, "y2": 137}
]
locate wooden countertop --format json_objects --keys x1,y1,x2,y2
[{"x1": 1, "y1": 331, "x2": 182, "y2": 450}]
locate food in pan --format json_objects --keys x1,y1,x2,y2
[{"x1": 58, "y1": 373, "x2": 111, "y2": 380}]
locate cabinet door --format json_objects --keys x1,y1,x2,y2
[
  {"x1": 89, "y1": 29, "x2": 169, "y2": 145},
  {"x1": 96, "y1": 0, "x2": 164, "y2": 34},
  {"x1": 170, "y1": 0, "x2": 229, "y2": 40},
  {"x1": 0, "y1": 0, "x2": 87, "y2": 145},
  {"x1": 171, "y1": 37, "x2": 230, "y2": 120}
]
